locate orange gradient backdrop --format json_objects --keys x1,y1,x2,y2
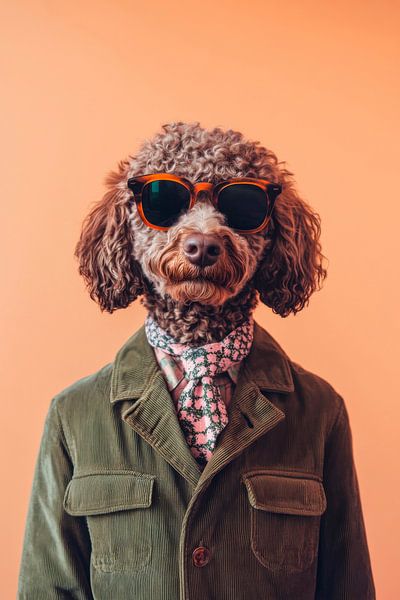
[{"x1": 1, "y1": 0, "x2": 399, "y2": 597}]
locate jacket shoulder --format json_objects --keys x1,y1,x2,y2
[
  {"x1": 47, "y1": 362, "x2": 115, "y2": 464},
  {"x1": 289, "y1": 358, "x2": 342, "y2": 396},
  {"x1": 288, "y1": 358, "x2": 345, "y2": 427},
  {"x1": 52, "y1": 361, "x2": 113, "y2": 411}
]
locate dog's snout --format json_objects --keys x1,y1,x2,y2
[{"x1": 183, "y1": 233, "x2": 222, "y2": 267}]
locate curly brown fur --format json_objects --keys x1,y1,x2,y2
[
  {"x1": 74, "y1": 121, "x2": 328, "y2": 343},
  {"x1": 74, "y1": 169, "x2": 143, "y2": 312},
  {"x1": 141, "y1": 283, "x2": 258, "y2": 344}
]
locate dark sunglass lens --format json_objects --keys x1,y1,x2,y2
[
  {"x1": 217, "y1": 184, "x2": 268, "y2": 230},
  {"x1": 141, "y1": 180, "x2": 191, "y2": 227}
]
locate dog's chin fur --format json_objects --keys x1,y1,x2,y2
[
  {"x1": 141, "y1": 281, "x2": 259, "y2": 344},
  {"x1": 165, "y1": 280, "x2": 236, "y2": 306}
]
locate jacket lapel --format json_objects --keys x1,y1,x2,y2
[
  {"x1": 110, "y1": 325, "x2": 203, "y2": 486},
  {"x1": 196, "y1": 321, "x2": 294, "y2": 487},
  {"x1": 110, "y1": 320, "x2": 294, "y2": 488}
]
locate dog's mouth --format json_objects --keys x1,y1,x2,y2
[
  {"x1": 168, "y1": 270, "x2": 219, "y2": 284},
  {"x1": 165, "y1": 278, "x2": 234, "y2": 306},
  {"x1": 169, "y1": 273, "x2": 216, "y2": 285}
]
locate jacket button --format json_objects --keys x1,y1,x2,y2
[{"x1": 192, "y1": 545, "x2": 210, "y2": 567}]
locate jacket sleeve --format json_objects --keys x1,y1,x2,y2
[
  {"x1": 17, "y1": 396, "x2": 93, "y2": 599},
  {"x1": 315, "y1": 394, "x2": 376, "y2": 599}
]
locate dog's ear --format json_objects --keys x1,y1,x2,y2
[
  {"x1": 74, "y1": 160, "x2": 144, "y2": 313},
  {"x1": 254, "y1": 184, "x2": 328, "y2": 317}
]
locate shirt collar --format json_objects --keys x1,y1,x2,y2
[{"x1": 110, "y1": 319, "x2": 294, "y2": 404}]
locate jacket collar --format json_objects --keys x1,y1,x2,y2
[
  {"x1": 110, "y1": 319, "x2": 294, "y2": 403},
  {"x1": 110, "y1": 319, "x2": 294, "y2": 488}
]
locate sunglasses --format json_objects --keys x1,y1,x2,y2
[{"x1": 127, "y1": 173, "x2": 282, "y2": 234}]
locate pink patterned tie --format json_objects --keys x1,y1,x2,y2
[{"x1": 145, "y1": 315, "x2": 254, "y2": 469}]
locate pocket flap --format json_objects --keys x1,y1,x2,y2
[
  {"x1": 63, "y1": 470, "x2": 155, "y2": 516},
  {"x1": 242, "y1": 470, "x2": 326, "y2": 516}
]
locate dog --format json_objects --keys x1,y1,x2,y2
[{"x1": 18, "y1": 121, "x2": 375, "y2": 600}]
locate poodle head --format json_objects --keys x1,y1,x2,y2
[{"x1": 74, "y1": 121, "x2": 327, "y2": 316}]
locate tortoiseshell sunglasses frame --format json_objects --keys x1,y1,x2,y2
[{"x1": 127, "y1": 172, "x2": 281, "y2": 234}]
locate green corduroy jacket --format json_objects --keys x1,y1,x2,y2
[{"x1": 17, "y1": 321, "x2": 375, "y2": 599}]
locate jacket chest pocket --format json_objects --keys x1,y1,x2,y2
[
  {"x1": 242, "y1": 470, "x2": 327, "y2": 573},
  {"x1": 63, "y1": 470, "x2": 155, "y2": 573}
]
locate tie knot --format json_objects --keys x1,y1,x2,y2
[{"x1": 179, "y1": 351, "x2": 235, "y2": 380}]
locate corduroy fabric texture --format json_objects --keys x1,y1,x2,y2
[{"x1": 17, "y1": 321, "x2": 376, "y2": 600}]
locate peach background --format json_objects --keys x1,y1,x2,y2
[{"x1": 1, "y1": 0, "x2": 399, "y2": 597}]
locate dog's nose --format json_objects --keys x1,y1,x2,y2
[{"x1": 183, "y1": 233, "x2": 222, "y2": 267}]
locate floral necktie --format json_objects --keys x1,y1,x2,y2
[{"x1": 144, "y1": 315, "x2": 254, "y2": 469}]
